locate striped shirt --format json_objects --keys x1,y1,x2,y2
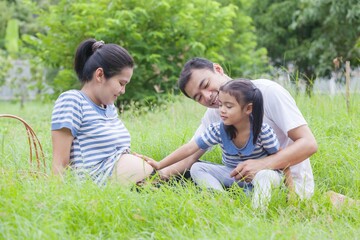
[
  {"x1": 195, "y1": 122, "x2": 279, "y2": 168},
  {"x1": 51, "y1": 90, "x2": 131, "y2": 185}
]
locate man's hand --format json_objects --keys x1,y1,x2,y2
[{"x1": 230, "y1": 159, "x2": 268, "y2": 182}]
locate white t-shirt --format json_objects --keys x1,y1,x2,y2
[{"x1": 192, "y1": 79, "x2": 314, "y2": 199}]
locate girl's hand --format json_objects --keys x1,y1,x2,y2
[{"x1": 132, "y1": 152, "x2": 160, "y2": 170}]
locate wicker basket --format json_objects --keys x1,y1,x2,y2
[{"x1": 0, "y1": 114, "x2": 46, "y2": 173}]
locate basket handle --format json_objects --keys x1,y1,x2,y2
[{"x1": 0, "y1": 114, "x2": 46, "y2": 171}]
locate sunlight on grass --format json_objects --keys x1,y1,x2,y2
[{"x1": 0, "y1": 94, "x2": 359, "y2": 239}]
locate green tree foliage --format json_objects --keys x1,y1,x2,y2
[
  {"x1": 0, "y1": 49, "x2": 11, "y2": 87},
  {"x1": 250, "y1": 0, "x2": 360, "y2": 94},
  {"x1": 5, "y1": 19, "x2": 19, "y2": 55},
  {"x1": 24, "y1": 0, "x2": 265, "y2": 103},
  {"x1": 216, "y1": 0, "x2": 269, "y2": 77},
  {"x1": 0, "y1": 0, "x2": 46, "y2": 51},
  {"x1": 0, "y1": 1, "x2": 14, "y2": 49},
  {"x1": 0, "y1": 0, "x2": 52, "y2": 103},
  {"x1": 293, "y1": 0, "x2": 360, "y2": 76}
]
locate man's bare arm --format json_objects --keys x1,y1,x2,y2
[{"x1": 231, "y1": 125, "x2": 317, "y2": 180}]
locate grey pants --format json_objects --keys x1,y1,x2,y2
[{"x1": 190, "y1": 162, "x2": 283, "y2": 210}]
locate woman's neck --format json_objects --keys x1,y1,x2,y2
[{"x1": 81, "y1": 85, "x2": 104, "y2": 107}]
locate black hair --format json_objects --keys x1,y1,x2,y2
[
  {"x1": 178, "y1": 57, "x2": 214, "y2": 98},
  {"x1": 219, "y1": 79, "x2": 264, "y2": 144},
  {"x1": 74, "y1": 39, "x2": 134, "y2": 83}
]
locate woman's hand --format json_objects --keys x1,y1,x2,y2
[{"x1": 132, "y1": 152, "x2": 160, "y2": 170}]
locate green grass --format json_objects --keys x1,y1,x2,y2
[{"x1": 0, "y1": 93, "x2": 359, "y2": 239}]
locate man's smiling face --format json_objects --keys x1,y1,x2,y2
[{"x1": 184, "y1": 65, "x2": 229, "y2": 108}]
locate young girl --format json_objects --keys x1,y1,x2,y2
[
  {"x1": 144, "y1": 79, "x2": 291, "y2": 210},
  {"x1": 51, "y1": 39, "x2": 153, "y2": 185}
]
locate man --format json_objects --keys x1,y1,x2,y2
[{"x1": 159, "y1": 57, "x2": 318, "y2": 199}]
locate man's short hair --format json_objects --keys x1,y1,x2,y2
[{"x1": 178, "y1": 57, "x2": 214, "y2": 98}]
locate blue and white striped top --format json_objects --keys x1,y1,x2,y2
[
  {"x1": 195, "y1": 122, "x2": 279, "y2": 168},
  {"x1": 51, "y1": 90, "x2": 131, "y2": 185}
]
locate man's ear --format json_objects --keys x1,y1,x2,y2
[
  {"x1": 95, "y1": 68, "x2": 104, "y2": 82},
  {"x1": 213, "y1": 63, "x2": 224, "y2": 75}
]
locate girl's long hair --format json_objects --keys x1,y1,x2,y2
[{"x1": 219, "y1": 79, "x2": 264, "y2": 144}]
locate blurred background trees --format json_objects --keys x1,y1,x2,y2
[
  {"x1": 250, "y1": 0, "x2": 360, "y2": 95},
  {"x1": 0, "y1": 0, "x2": 359, "y2": 105},
  {"x1": 23, "y1": 0, "x2": 266, "y2": 105}
]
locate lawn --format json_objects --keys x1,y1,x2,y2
[{"x1": 0, "y1": 92, "x2": 359, "y2": 239}]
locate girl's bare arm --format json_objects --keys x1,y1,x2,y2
[{"x1": 141, "y1": 139, "x2": 201, "y2": 170}]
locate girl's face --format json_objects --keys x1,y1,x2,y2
[
  {"x1": 96, "y1": 67, "x2": 133, "y2": 106},
  {"x1": 218, "y1": 91, "x2": 252, "y2": 125}
]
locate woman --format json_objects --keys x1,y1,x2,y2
[{"x1": 51, "y1": 39, "x2": 153, "y2": 185}]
